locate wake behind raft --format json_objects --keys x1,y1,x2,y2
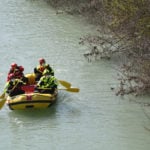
[{"x1": 0, "y1": 73, "x2": 79, "y2": 110}]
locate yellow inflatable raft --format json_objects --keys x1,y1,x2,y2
[
  {"x1": 6, "y1": 90, "x2": 57, "y2": 110},
  {"x1": 6, "y1": 73, "x2": 58, "y2": 110},
  {"x1": 0, "y1": 73, "x2": 79, "y2": 110}
]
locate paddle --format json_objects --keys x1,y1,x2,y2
[
  {"x1": 0, "y1": 93, "x2": 6, "y2": 110},
  {"x1": 0, "y1": 93, "x2": 5, "y2": 99},
  {"x1": 37, "y1": 87, "x2": 80, "y2": 93}
]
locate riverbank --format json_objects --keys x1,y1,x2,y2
[
  {"x1": 46, "y1": 0, "x2": 150, "y2": 96},
  {"x1": 46, "y1": 0, "x2": 105, "y2": 25}
]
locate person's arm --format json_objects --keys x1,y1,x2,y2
[
  {"x1": 37, "y1": 78, "x2": 44, "y2": 87},
  {"x1": 46, "y1": 65, "x2": 54, "y2": 75}
]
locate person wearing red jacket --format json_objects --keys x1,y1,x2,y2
[
  {"x1": 7, "y1": 63, "x2": 28, "y2": 83},
  {"x1": 8, "y1": 63, "x2": 17, "y2": 75}
]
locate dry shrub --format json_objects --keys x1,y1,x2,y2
[
  {"x1": 80, "y1": 0, "x2": 150, "y2": 95},
  {"x1": 47, "y1": 0, "x2": 150, "y2": 96}
]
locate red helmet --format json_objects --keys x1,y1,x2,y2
[
  {"x1": 19, "y1": 66, "x2": 24, "y2": 72},
  {"x1": 39, "y1": 58, "x2": 45, "y2": 65},
  {"x1": 11, "y1": 63, "x2": 17, "y2": 68}
]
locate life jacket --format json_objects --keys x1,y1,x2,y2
[
  {"x1": 38, "y1": 75, "x2": 58, "y2": 88},
  {"x1": 36, "y1": 65, "x2": 46, "y2": 73},
  {"x1": 36, "y1": 64, "x2": 54, "y2": 75}
]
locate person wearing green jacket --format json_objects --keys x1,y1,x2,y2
[
  {"x1": 34, "y1": 58, "x2": 54, "y2": 81},
  {"x1": 4, "y1": 74, "x2": 26, "y2": 97},
  {"x1": 36, "y1": 69, "x2": 58, "y2": 94}
]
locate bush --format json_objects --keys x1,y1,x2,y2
[{"x1": 47, "y1": 0, "x2": 150, "y2": 96}]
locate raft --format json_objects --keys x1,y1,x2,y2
[
  {"x1": 6, "y1": 73, "x2": 58, "y2": 110},
  {"x1": 1, "y1": 73, "x2": 79, "y2": 110},
  {"x1": 6, "y1": 90, "x2": 57, "y2": 110}
]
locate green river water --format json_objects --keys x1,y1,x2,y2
[{"x1": 0, "y1": 0, "x2": 150, "y2": 150}]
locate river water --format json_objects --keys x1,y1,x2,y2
[{"x1": 0, "y1": 0, "x2": 150, "y2": 150}]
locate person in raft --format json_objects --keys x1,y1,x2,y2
[
  {"x1": 7, "y1": 63, "x2": 28, "y2": 83},
  {"x1": 36, "y1": 69, "x2": 58, "y2": 94},
  {"x1": 4, "y1": 73, "x2": 26, "y2": 97},
  {"x1": 34, "y1": 58, "x2": 54, "y2": 81}
]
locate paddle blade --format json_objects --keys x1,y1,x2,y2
[
  {"x1": 0, "y1": 99, "x2": 6, "y2": 110},
  {"x1": 0, "y1": 93, "x2": 5, "y2": 99},
  {"x1": 58, "y1": 80, "x2": 71, "y2": 88},
  {"x1": 66, "y1": 88, "x2": 80, "y2": 92}
]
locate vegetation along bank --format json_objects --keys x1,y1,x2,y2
[{"x1": 46, "y1": 0, "x2": 150, "y2": 96}]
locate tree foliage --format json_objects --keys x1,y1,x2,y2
[
  {"x1": 47, "y1": 0, "x2": 150, "y2": 95},
  {"x1": 103, "y1": 0, "x2": 150, "y2": 95}
]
